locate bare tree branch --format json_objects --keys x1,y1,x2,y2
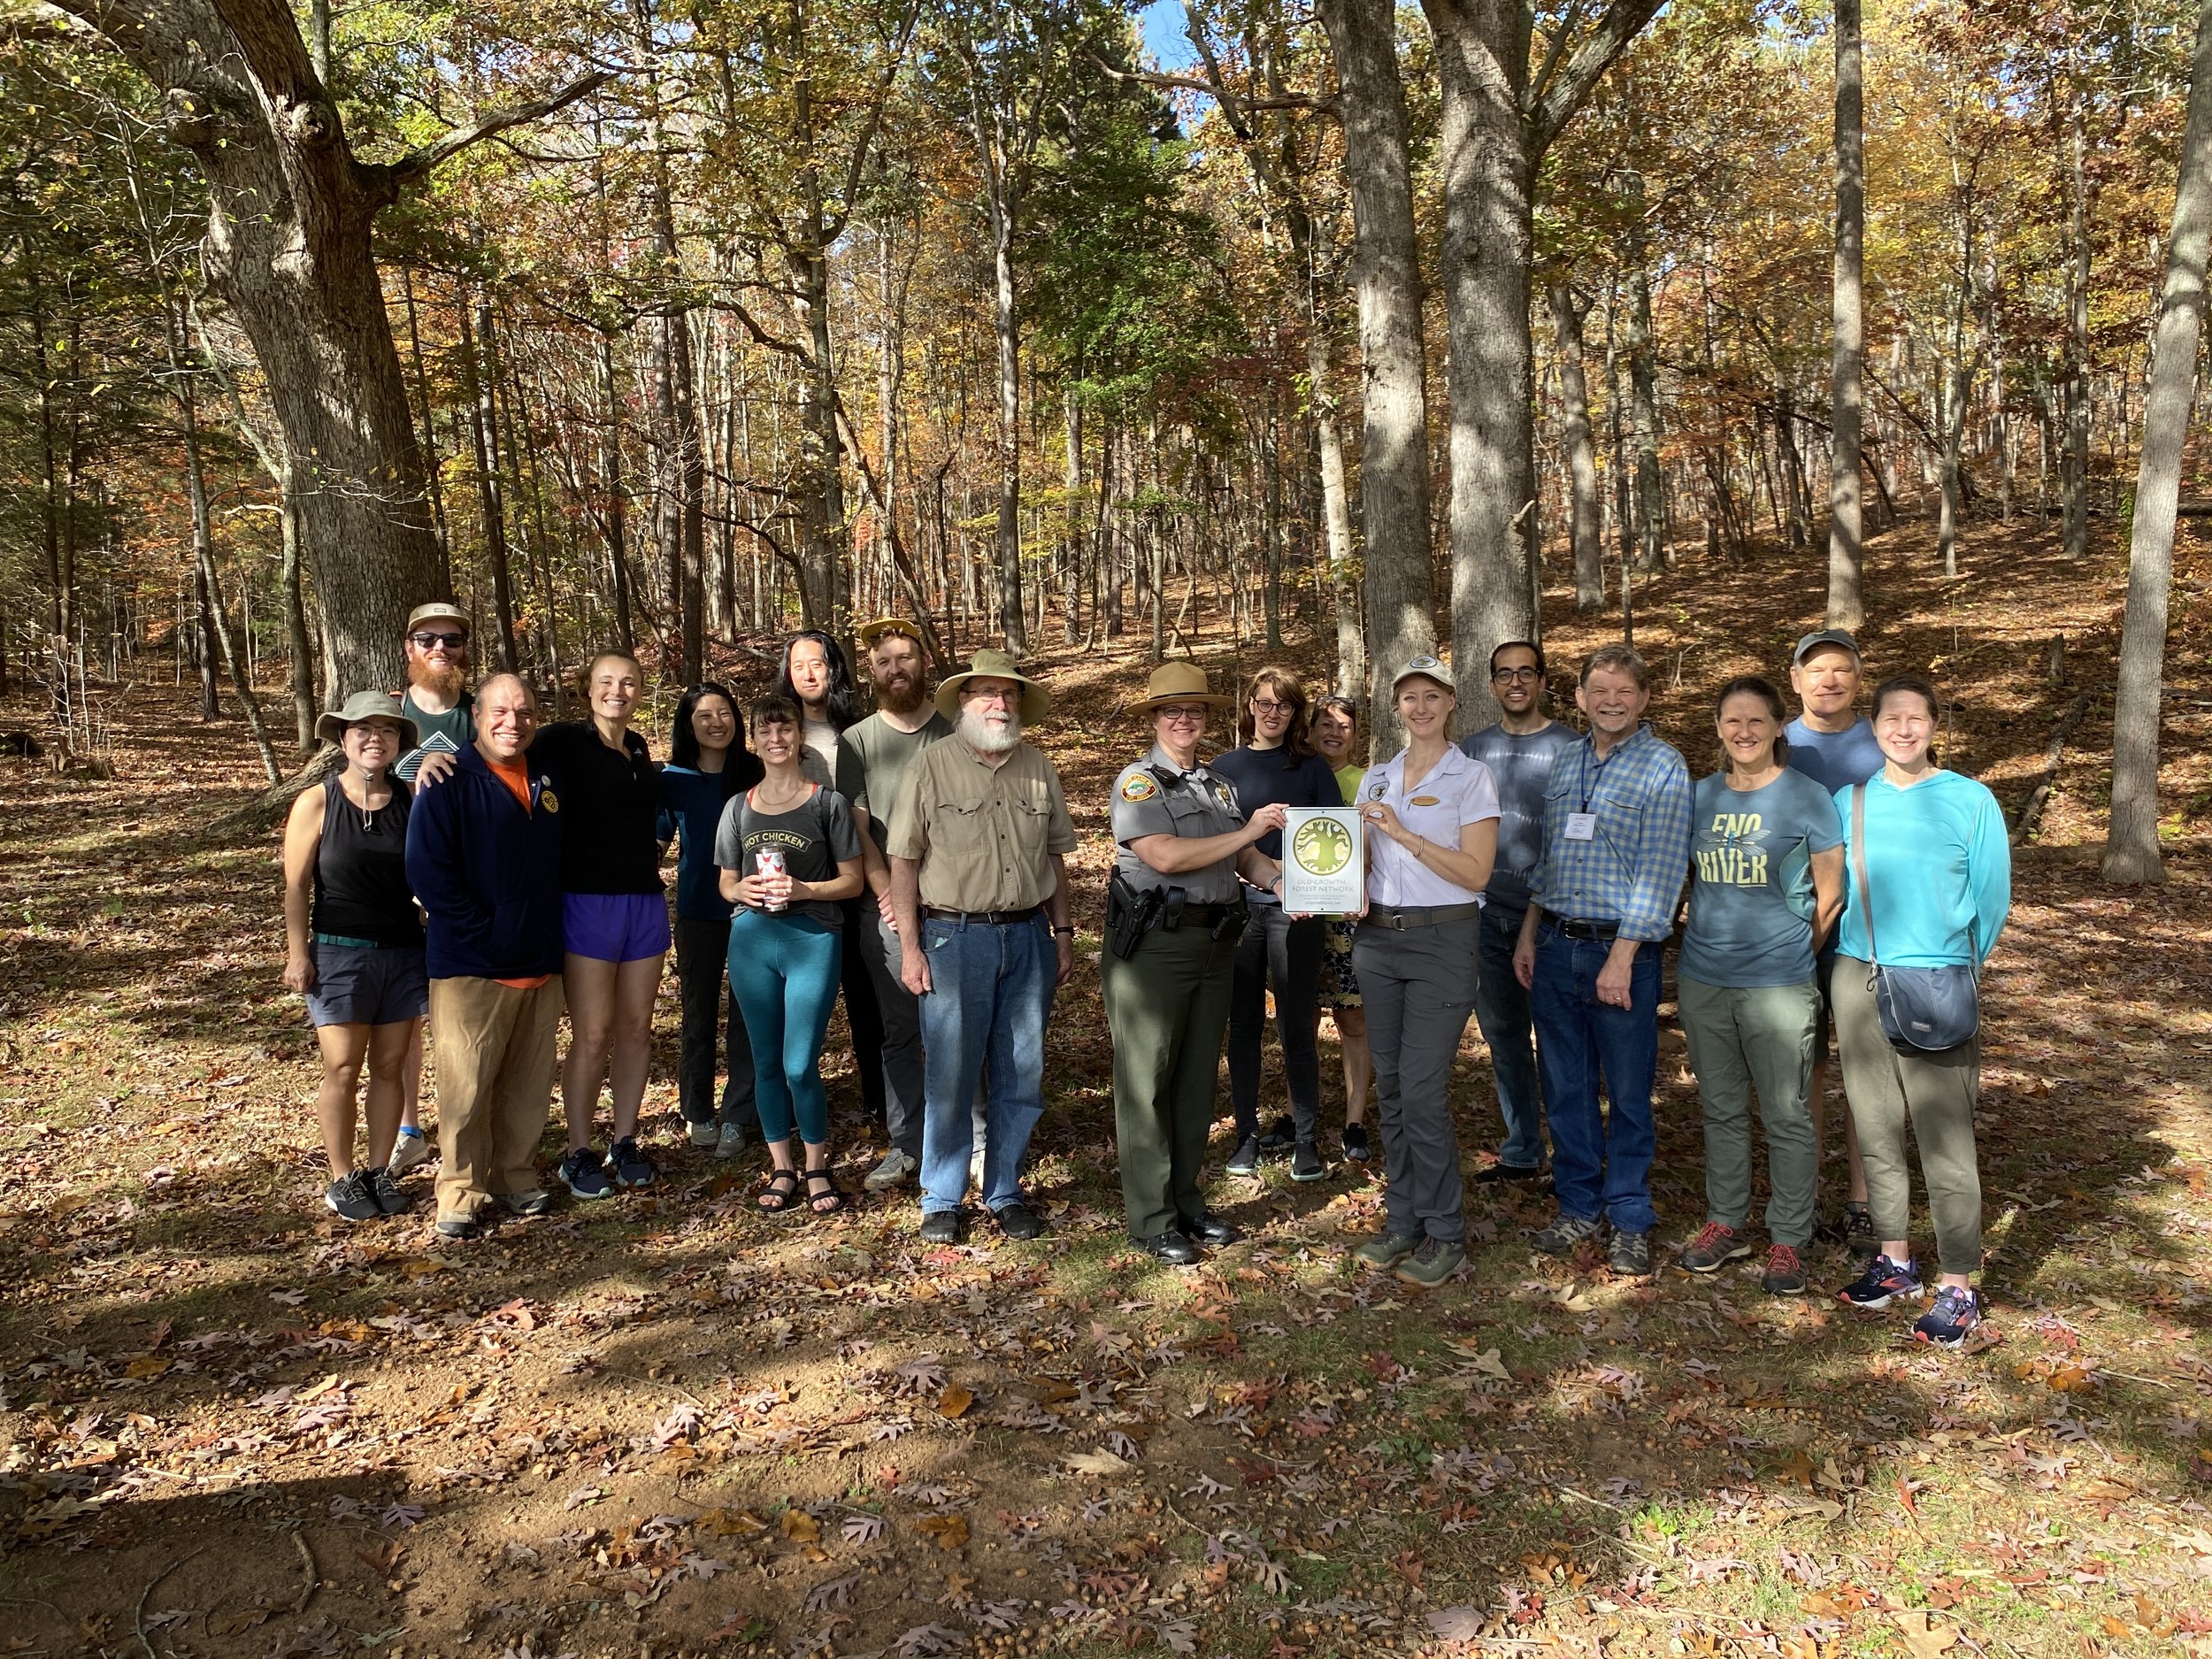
[
  {"x1": 1526, "y1": 0, "x2": 1665, "y2": 158},
  {"x1": 383, "y1": 70, "x2": 612, "y2": 186}
]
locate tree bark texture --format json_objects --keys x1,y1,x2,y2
[
  {"x1": 2104, "y1": 0, "x2": 2212, "y2": 885},
  {"x1": 1549, "y1": 281, "x2": 1603, "y2": 612},
  {"x1": 1317, "y1": 0, "x2": 1433, "y2": 748},
  {"x1": 1826, "y1": 0, "x2": 1866, "y2": 629}
]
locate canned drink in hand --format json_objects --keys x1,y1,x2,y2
[{"x1": 757, "y1": 847, "x2": 787, "y2": 912}]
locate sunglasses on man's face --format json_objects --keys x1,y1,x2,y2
[{"x1": 411, "y1": 631, "x2": 468, "y2": 650}]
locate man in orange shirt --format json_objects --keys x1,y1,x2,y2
[{"x1": 403, "y1": 675, "x2": 566, "y2": 1237}]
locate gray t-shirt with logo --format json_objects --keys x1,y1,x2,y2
[
  {"x1": 1678, "y1": 769, "x2": 1843, "y2": 988},
  {"x1": 1457, "y1": 721, "x2": 1576, "y2": 918}
]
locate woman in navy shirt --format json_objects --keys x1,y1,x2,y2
[
  {"x1": 1209, "y1": 667, "x2": 1346, "y2": 1183},
  {"x1": 660, "y1": 683, "x2": 765, "y2": 1159}
]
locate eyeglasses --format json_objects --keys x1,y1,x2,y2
[
  {"x1": 1249, "y1": 699, "x2": 1292, "y2": 715},
  {"x1": 411, "y1": 631, "x2": 468, "y2": 650},
  {"x1": 1491, "y1": 666, "x2": 1540, "y2": 683},
  {"x1": 1157, "y1": 705, "x2": 1210, "y2": 723},
  {"x1": 964, "y1": 687, "x2": 1018, "y2": 706}
]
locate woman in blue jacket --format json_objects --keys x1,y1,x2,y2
[{"x1": 1831, "y1": 674, "x2": 2010, "y2": 1347}]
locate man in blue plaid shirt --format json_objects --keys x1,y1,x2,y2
[{"x1": 1511, "y1": 644, "x2": 1691, "y2": 1278}]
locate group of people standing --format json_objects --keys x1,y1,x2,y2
[{"x1": 280, "y1": 606, "x2": 2008, "y2": 1349}]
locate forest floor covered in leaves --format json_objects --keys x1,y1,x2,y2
[{"x1": 6, "y1": 518, "x2": 2212, "y2": 1659}]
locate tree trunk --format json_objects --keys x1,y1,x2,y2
[
  {"x1": 1550, "y1": 280, "x2": 1604, "y2": 612},
  {"x1": 280, "y1": 472, "x2": 319, "y2": 750},
  {"x1": 2104, "y1": 0, "x2": 2212, "y2": 885},
  {"x1": 1626, "y1": 186, "x2": 1665, "y2": 573},
  {"x1": 2064, "y1": 88, "x2": 2093, "y2": 562},
  {"x1": 1317, "y1": 0, "x2": 1434, "y2": 749},
  {"x1": 990, "y1": 216, "x2": 1027, "y2": 655},
  {"x1": 600, "y1": 334, "x2": 636, "y2": 657},
  {"x1": 462, "y1": 295, "x2": 520, "y2": 672}
]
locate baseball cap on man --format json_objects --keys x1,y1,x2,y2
[
  {"x1": 1793, "y1": 627, "x2": 1860, "y2": 664},
  {"x1": 406, "y1": 602, "x2": 471, "y2": 637}
]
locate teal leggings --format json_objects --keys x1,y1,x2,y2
[{"x1": 726, "y1": 910, "x2": 842, "y2": 1146}]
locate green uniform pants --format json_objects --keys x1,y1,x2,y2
[
  {"x1": 1832, "y1": 956, "x2": 1984, "y2": 1275},
  {"x1": 1677, "y1": 974, "x2": 1821, "y2": 1247},
  {"x1": 1102, "y1": 924, "x2": 1237, "y2": 1239}
]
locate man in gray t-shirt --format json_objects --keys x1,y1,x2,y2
[{"x1": 1456, "y1": 641, "x2": 1575, "y2": 1179}]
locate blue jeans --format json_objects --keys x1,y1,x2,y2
[
  {"x1": 1529, "y1": 926, "x2": 1661, "y2": 1234},
  {"x1": 726, "y1": 911, "x2": 841, "y2": 1147},
  {"x1": 1473, "y1": 904, "x2": 1547, "y2": 1168},
  {"x1": 917, "y1": 914, "x2": 1055, "y2": 1215}
]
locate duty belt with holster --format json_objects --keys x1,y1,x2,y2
[{"x1": 1106, "y1": 868, "x2": 1248, "y2": 959}]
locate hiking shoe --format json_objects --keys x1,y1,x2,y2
[
  {"x1": 497, "y1": 1188, "x2": 554, "y2": 1217},
  {"x1": 993, "y1": 1202, "x2": 1048, "y2": 1240},
  {"x1": 864, "y1": 1148, "x2": 920, "y2": 1192},
  {"x1": 387, "y1": 1127, "x2": 434, "y2": 1177},
  {"x1": 606, "y1": 1136, "x2": 657, "y2": 1189},
  {"x1": 1224, "y1": 1135, "x2": 1263, "y2": 1177},
  {"x1": 1475, "y1": 1160, "x2": 1545, "y2": 1185},
  {"x1": 1842, "y1": 1202, "x2": 1876, "y2": 1259},
  {"x1": 1340, "y1": 1122, "x2": 1371, "y2": 1163},
  {"x1": 1290, "y1": 1141, "x2": 1326, "y2": 1183},
  {"x1": 687, "y1": 1118, "x2": 719, "y2": 1149},
  {"x1": 716, "y1": 1122, "x2": 746, "y2": 1159},
  {"x1": 1762, "y1": 1243, "x2": 1808, "y2": 1296},
  {"x1": 1914, "y1": 1285, "x2": 1984, "y2": 1348},
  {"x1": 1679, "y1": 1221, "x2": 1752, "y2": 1274},
  {"x1": 1839, "y1": 1253, "x2": 1924, "y2": 1309},
  {"x1": 324, "y1": 1170, "x2": 380, "y2": 1222},
  {"x1": 1394, "y1": 1237, "x2": 1466, "y2": 1286},
  {"x1": 434, "y1": 1211, "x2": 480, "y2": 1240},
  {"x1": 1352, "y1": 1233, "x2": 1419, "y2": 1268},
  {"x1": 1607, "y1": 1229, "x2": 1652, "y2": 1277},
  {"x1": 559, "y1": 1147, "x2": 614, "y2": 1201},
  {"x1": 367, "y1": 1168, "x2": 412, "y2": 1217},
  {"x1": 1531, "y1": 1211, "x2": 1604, "y2": 1256},
  {"x1": 1259, "y1": 1114, "x2": 1296, "y2": 1155},
  {"x1": 919, "y1": 1210, "x2": 964, "y2": 1245}
]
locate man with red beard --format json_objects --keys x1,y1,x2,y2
[
  {"x1": 838, "y1": 619, "x2": 958, "y2": 1194},
  {"x1": 393, "y1": 603, "x2": 475, "y2": 786}
]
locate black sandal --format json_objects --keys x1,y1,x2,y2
[
  {"x1": 803, "y1": 1169, "x2": 847, "y2": 1216},
  {"x1": 757, "y1": 1168, "x2": 802, "y2": 1212}
]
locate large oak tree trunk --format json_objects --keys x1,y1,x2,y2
[
  {"x1": 1317, "y1": 0, "x2": 1434, "y2": 750},
  {"x1": 2105, "y1": 0, "x2": 2212, "y2": 885},
  {"x1": 1827, "y1": 0, "x2": 1867, "y2": 629}
]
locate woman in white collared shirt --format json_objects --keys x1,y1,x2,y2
[{"x1": 1348, "y1": 657, "x2": 1501, "y2": 1286}]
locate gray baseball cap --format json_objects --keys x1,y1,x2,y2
[
  {"x1": 1793, "y1": 628, "x2": 1862, "y2": 664},
  {"x1": 1390, "y1": 655, "x2": 1455, "y2": 693}
]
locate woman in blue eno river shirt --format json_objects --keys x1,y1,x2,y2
[
  {"x1": 1831, "y1": 673, "x2": 2010, "y2": 1348},
  {"x1": 1675, "y1": 676, "x2": 1844, "y2": 1298},
  {"x1": 1347, "y1": 657, "x2": 1499, "y2": 1290}
]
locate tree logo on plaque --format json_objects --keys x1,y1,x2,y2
[{"x1": 1291, "y1": 815, "x2": 1354, "y2": 879}]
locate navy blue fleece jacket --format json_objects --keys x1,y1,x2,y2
[{"x1": 403, "y1": 743, "x2": 565, "y2": 979}]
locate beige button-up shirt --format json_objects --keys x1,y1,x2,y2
[{"x1": 885, "y1": 738, "x2": 1077, "y2": 912}]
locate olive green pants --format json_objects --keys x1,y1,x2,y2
[
  {"x1": 1832, "y1": 956, "x2": 1984, "y2": 1275},
  {"x1": 1102, "y1": 924, "x2": 1237, "y2": 1240},
  {"x1": 1676, "y1": 974, "x2": 1821, "y2": 1247}
]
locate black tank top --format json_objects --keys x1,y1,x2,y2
[{"x1": 311, "y1": 777, "x2": 425, "y2": 947}]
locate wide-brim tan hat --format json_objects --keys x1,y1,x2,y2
[
  {"x1": 316, "y1": 690, "x2": 419, "y2": 749},
  {"x1": 1129, "y1": 660, "x2": 1232, "y2": 713},
  {"x1": 935, "y1": 649, "x2": 1050, "y2": 725}
]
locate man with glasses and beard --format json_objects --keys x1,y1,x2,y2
[
  {"x1": 393, "y1": 603, "x2": 475, "y2": 786},
  {"x1": 887, "y1": 652, "x2": 1077, "y2": 1243},
  {"x1": 836, "y1": 619, "x2": 979, "y2": 1195}
]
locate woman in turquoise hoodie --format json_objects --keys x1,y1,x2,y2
[{"x1": 1831, "y1": 673, "x2": 2010, "y2": 1347}]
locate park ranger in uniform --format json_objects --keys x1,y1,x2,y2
[{"x1": 1102, "y1": 662, "x2": 1290, "y2": 1264}]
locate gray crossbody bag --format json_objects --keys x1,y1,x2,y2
[{"x1": 1850, "y1": 784, "x2": 1981, "y2": 1055}]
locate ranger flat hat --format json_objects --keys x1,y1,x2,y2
[
  {"x1": 405, "y1": 601, "x2": 471, "y2": 636},
  {"x1": 315, "y1": 689, "x2": 419, "y2": 749},
  {"x1": 935, "y1": 649, "x2": 1050, "y2": 726},
  {"x1": 1128, "y1": 660, "x2": 1233, "y2": 713}
]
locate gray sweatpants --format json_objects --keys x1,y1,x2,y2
[
  {"x1": 1352, "y1": 916, "x2": 1479, "y2": 1245},
  {"x1": 1832, "y1": 956, "x2": 1983, "y2": 1275},
  {"x1": 1677, "y1": 975, "x2": 1820, "y2": 1246}
]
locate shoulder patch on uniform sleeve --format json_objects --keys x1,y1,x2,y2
[{"x1": 1120, "y1": 772, "x2": 1160, "y2": 803}]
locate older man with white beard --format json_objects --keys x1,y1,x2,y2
[{"x1": 887, "y1": 651, "x2": 1077, "y2": 1243}]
